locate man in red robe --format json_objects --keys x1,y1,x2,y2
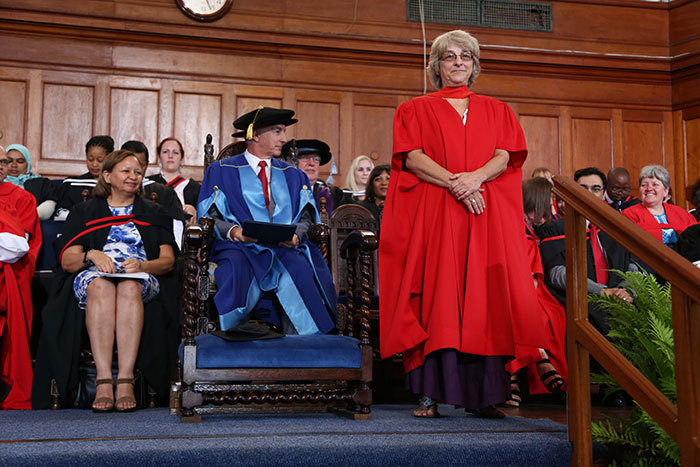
[
  {"x1": 0, "y1": 146, "x2": 41, "y2": 409},
  {"x1": 379, "y1": 30, "x2": 547, "y2": 417}
]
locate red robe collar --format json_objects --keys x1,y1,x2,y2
[{"x1": 432, "y1": 86, "x2": 473, "y2": 99}]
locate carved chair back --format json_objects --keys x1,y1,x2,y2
[{"x1": 329, "y1": 204, "x2": 378, "y2": 295}]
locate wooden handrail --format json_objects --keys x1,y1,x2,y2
[
  {"x1": 554, "y1": 177, "x2": 700, "y2": 303},
  {"x1": 552, "y1": 175, "x2": 700, "y2": 466}
]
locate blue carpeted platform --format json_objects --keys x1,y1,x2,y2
[{"x1": 0, "y1": 405, "x2": 572, "y2": 466}]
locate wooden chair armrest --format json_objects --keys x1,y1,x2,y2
[
  {"x1": 340, "y1": 230, "x2": 377, "y2": 344},
  {"x1": 182, "y1": 217, "x2": 215, "y2": 343}
]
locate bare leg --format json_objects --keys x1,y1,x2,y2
[
  {"x1": 85, "y1": 278, "x2": 117, "y2": 410},
  {"x1": 115, "y1": 279, "x2": 144, "y2": 411}
]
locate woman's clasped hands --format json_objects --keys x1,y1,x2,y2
[{"x1": 449, "y1": 171, "x2": 485, "y2": 215}]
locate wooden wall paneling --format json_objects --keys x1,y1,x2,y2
[
  {"x1": 109, "y1": 77, "x2": 161, "y2": 169},
  {"x1": 620, "y1": 109, "x2": 668, "y2": 195},
  {"x1": 295, "y1": 101, "x2": 341, "y2": 181},
  {"x1": 570, "y1": 108, "x2": 614, "y2": 175},
  {"x1": 351, "y1": 94, "x2": 396, "y2": 167},
  {"x1": 171, "y1": 80, "x2": 232, "y2": 180},
  {"x1": 293, "y1": 89, "x2": 342, "y2": 181},
  {"x1": 512, "y1": 103, "x2": 563, "y2": 178},
  {"x1": 683, "y1": 112, "x2": 700, "y2": 210},
  {"x1": 0, "y1": 78, "x2": 28, "y2": 151},
  {"x1": 337, "y1": 92, "x2": 354, "y2": 187},
  {"x1": 234, "y1": 85, "x2": 284, "y2": 120},
  {"x1": 559, "y1": 106, "x2": 573, "y2": 178},
  {"x1": 40, "y1": 77, "x2": 97, "y2": 176},
  {"x1": 622, "y1": 120, "x2": 664, "y2": 194},
  {"x1": 25, "y1": 69, "x2": 43, "y2": 171}
]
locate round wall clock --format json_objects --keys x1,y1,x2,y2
[{"x1": 175, "y1": 0, "x2": 233, "y2": 22}]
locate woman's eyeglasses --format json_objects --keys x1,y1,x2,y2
[{"x1": 440, "y1": 51, "x2": 473, "y2": 62}]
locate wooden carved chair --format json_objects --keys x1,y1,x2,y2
[{"x1": 178, "y1": 216, "x2": 377, "y2": 421}]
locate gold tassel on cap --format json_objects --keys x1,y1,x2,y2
[{"x1": 246, "y1": 106, "x2": 264, "y2": 140}]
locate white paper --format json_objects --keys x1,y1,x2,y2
[{"x1": 96, "y1": 271, "x2": 149, "y2": 280}]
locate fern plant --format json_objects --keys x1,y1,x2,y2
[{"x1": 589, "y1": 269, "x2": 680, "y2": 466}]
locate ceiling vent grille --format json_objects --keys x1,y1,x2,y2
[{"x1": 407, "y1": 0, "x2": 552, "y2": 32}]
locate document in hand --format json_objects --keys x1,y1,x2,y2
[
  {"x1": 96, "y1": 272, "x2": 150, "y2": 280},
  {"x1": 242, "y1": 220, "x2": 296, "y2": 245}
]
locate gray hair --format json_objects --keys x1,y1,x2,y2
[
  {"x1": 639, "y1": 164, "x2": 670, "y2": 189},
  {"x1": 428, "y1": 30, "x2": 481, "y2": 90}
]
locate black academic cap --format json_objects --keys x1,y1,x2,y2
[
  {"x1": 232, "y1": 106, "x2": 298, "y2": 139},
  {"x1": 282, "y1": 139, "x2": 332, "y2": 166}
]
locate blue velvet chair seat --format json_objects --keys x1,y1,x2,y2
[{"x1": 180, "y1": 333, "x2": 362, "y2": 369}]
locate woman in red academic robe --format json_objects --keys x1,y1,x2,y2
[
  {"x1": 379, "y1": 30, "x2": 547, "y2": 418},
  {"x1": 621, "y1": 165, "x2": 697, "y2": 248},
  {"x1": 0, "y1": 151, "x2": 42, "y2": 410},
  {"x1": 504, "y1": 177, "x2": 567, "y2": 407}
]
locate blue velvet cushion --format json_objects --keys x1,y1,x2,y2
[{"x1": 180, "y1": 333, "x2": 362, "y2": 369}]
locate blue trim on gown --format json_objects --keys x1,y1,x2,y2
[{"x1": 197, "y1": 155, "x2": 336, "y2": 334}]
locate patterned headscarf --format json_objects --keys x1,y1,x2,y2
[{"x1": 5, "y1": 144, "x2": 41, "y2": 188}]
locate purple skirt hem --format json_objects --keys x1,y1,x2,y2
[{"x1": 406, "y1": 349, "x2": 510, "y2": 409}]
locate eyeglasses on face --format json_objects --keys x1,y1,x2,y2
[
  {"x1": 579, "y1": 183, "x2": 604, "y2": 194},
  {"x1": 298, "y1": 155, "x2": 321, "y2": 164},
  {"x1": 0, "y1": 159, "x2": 9, "y2": 166},
  {"x1": 440, "y1": 51, "x2": 473, "y2": 62}
]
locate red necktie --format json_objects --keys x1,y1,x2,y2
[
  {"x1": 258, "y1": 160, "x2": 270, "y2": 210},
  {"x1": 589, "y1": 225, "x2": 609, "y2": 285}
]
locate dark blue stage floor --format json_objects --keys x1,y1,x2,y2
[{"x1": 0, "y1": 404, "x2": 572, "y2": 466}]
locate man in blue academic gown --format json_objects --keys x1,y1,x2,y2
[{"x1": 197, "y1": 107, "x2": 337, "y2": 335}]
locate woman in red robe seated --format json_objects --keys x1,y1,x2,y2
[
  {"x1": 0, "y1": 147, "x2": 42, "y2": 410},
  {"x1": 379, "y1": 29, "x2": 547, "y2": 418},
  {"x1": 622, "y1": 165, "x2": 697, "y2": 249},
  {"x1": 504, "y1": 177, "x2": 568, "y2": 407}
]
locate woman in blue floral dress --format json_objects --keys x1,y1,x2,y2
[{"x1": 58, "y1": 150, "x2": 176, "y2": 413}]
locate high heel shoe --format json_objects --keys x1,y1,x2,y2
[
  {"x1": 92, "y1": 378, "x2": 114, "y2": 413},
  {"x1": 115, "y1": 378, "x2": 137, "y2": 413},
  {"x1": 537, "y1": 358, "x2": 564, "y2": 393}
]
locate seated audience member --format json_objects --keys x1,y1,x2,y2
[
  {"x1": 531, "y1": 166, "x2": 559, "y2": 217},
  {"x1": 537, "y1": 167, "x2": 636, "y2": 335},
  {"x1": 531, "y1": 166, "x2": 553, "y2": 183},
  {"x1": 146, "y1": 137, "x2": 201, "y2": 224},
  {"x1": 359, "y1": 164, "x2": 390, "y2": 229},
  {"x1": 621, "y1": 165, "x2": 697, "y2": 249},
  {"x1": 56, "y1": 135, "x2": 115, "y2": 216},
  {"x1": 121, "y1": 140, "x2": 186, "y2": 247},
  {"x1": 32, "y1": 150, "x2": 178, "y2": 412},
  {"x1": 281, "y1": 139, "x2": 335, "y2": 215},
  {"x1": 605, "y1": 167, "x2": 641, "y2": 212},
  {"x1": 0, "y1": 146, "x2": 41, "y2": 410},
  {"x1": 505, "y1": 177, "x2": 567, "y2": 407},
  {"x1": 4, "y1": 144, "x2": 59, "y2": 220},
  {"x1": 333, "y1": 155, "x2": 374, "y2": 206},
  {"x1": 197, "y1": 107, "x2": 336, "y2": 335},
  {"x1": 678, "y1": 224, "x2": 700, "y2": 269},
  {"x1": 688, "y1": 178, "x2": 700, "y2": 221}
]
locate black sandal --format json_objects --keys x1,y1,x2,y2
[
  {"x1": 413, "y1": 396, "x2": 440, "y2": 418},
  {"x1": 537, "y1": 358, "x2": 564, "y2": 393},
  {"x1": 503, "y1": 374, "x2": 521, "y2": 408}
]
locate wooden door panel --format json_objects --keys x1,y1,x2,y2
[
  {"x1": 41, "y1": 83, "x2": 94, "y2": 161},
  {"x1": 571, "y1": 117, "x2": 613, "y2": 173},
  {"x1": 295, "y1": 100, "x2": 340, "y2": 181},
  {"x1": 520, "y1": 114, "x2": 561, "y2": 178},
  {"x1": 109, "y1": 87, "x2": 159, "y2": 160},
  {"x1": 174, "y1": 92, "x2": 222, "y2": 172},
  {"x1": 0, "y1": 80, "x2": 27, "y2": 150}
]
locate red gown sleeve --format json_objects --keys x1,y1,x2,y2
[{"x1": 496, "y1": 101, "x2": 528, "y2": 169}]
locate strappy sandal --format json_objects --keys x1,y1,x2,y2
[
  {"x1": 537, "y1": 358, "x2": 565, "y2": 393},
  {"x1": 503, "y1": 374, "x2": 522, "y2": 408},
  {"x1": 413, "y1": 396, "x2": 440, "y2": 418},
  {"x1": 115, "y1": 378, "x2": 137, "y2": 413},
  {"x1": 92, "y1": 378, "x2": 114, "y2": 413}
]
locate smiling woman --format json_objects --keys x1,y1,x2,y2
[
  {"x1": 33, "y1": 149, "x2": 178, "y2": 412},
  {"x1": 621, "y1": 164, "x2": 697, "y2": 248},
  {"x1": 3, "y1": 143, "x2": 59, "y2": 220},
  {"x1": 379, "y1": 29, "x2": 548, "y2": 419}
]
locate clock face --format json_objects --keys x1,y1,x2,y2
[{"x1": 176, "y1": 0, "x2": 233, "y2": 21}]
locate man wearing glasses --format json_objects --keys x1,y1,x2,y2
[
  {"x1": 536, "y1": 166, "x2": 637, "y2": 335},
  {"x1": 0, "y1": 146, "x2": 42, "y2": 409},
  {"x1": 281, "y1": 139, "x2": 334, "y2": 216}
]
